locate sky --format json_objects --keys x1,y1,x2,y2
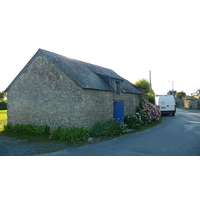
[{"x1": 1, "y1": 0, "x2": 200, "y2": 95}]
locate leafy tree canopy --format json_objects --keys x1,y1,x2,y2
[
  {"x1": 0, "y1": 91, "x2": 6, "y2": 101},
  {"x1": 167, "y1": 90, "x2": 177, "y2": 95},
  {"x1": 176, "y1": 91, "x2": 186, "y2": 99},
  {"x1": 134, "y1": 79, "x2": 155, "y2": 104},
  {"x1": 134, "y1": 79, "x2": 155, "y2": 96}
]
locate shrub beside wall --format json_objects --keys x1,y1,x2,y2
[
  {"x1": 124, "y1": 101, "x2": 161, "y2": 129},
  {"x1": 4, "y1": 119, "x2": 128, "y2": 143},
  {"x1": 0, "y1": 101, "x2": 7, "y2": 110}
]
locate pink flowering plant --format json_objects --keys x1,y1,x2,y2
[
  {"x1": 141, "y1": 101, "x2": 161, "y2": 122},
  {"x1": 124, "y1": 101, "x2": 161, "y2": 129}
]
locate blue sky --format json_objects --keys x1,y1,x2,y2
[{"x1": 1, "y1": 0, "x2": 200, "y2": 95}]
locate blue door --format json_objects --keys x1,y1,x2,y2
[{"x1": 113, "y1": 102, "x2": 124, "y2": 122}]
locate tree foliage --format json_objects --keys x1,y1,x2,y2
[
  {"x1": 134, "y1": 79, "x2": 155, "y2": 104},
  {"x1": 134, "y1": 79, "x2": 150, "y2": 93},
  {"x1": 176, "y1": 91, "x2": 186, "y2": 99},
  {"x1": 167, "y1": 90, "x2": 177, "y2": 95},
  {"x1": 0, "y1": 91, "x2": 7, "y2": 110},
  {"x1": 0, "y1": 91, "x2": 6, "y2": 101}
]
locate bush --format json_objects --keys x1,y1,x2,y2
[
  {"x1": 0, "y1": 101, "x2": 7, "y2": 110},
  {"x1": 124, "y1": 101, "x2": 161, "y2": 129},
  {"x1": 104, "y1": 119, "x2": 127, "y2": 136},
  {"x1": 90, "y1": 121, "x2": 107, "y2": 136},
  {"x1": 49, "y1": 127, "x2": 91, "y2": 143},
  {"x1": 124, "y1": 113, "x2": 148, "y2": 129},
  {"x1": 147, "y1": 95, "x2": 155, "y2": 104},
  {"x1": 4, "y1": 119, "x2": 128, "y2": 143},
  {"x1": 90, "y1": 119, "x2": 127, "y2": 137},
  {"x1": 4, "y1": 124, "x2": 50, "y2": 136},
  {"x1": 124, "y1": 114, "x2": 139, "y2": 129},
  {"x1": 141, "y1": 101, "x2": 161, "y2": 122}
]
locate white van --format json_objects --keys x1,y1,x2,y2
[{"x1": 155, "y1": 95, "x2": 176, "y2": 116}]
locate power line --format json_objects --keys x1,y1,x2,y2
[{"x1": 188, "y1": 60, "x2": 200, "y2": 72}]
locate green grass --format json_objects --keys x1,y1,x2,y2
[{"x1": 0, "y1": 110, "x2": 7, "y2": 131}]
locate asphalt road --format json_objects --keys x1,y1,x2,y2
[{"x1": 39, "y1": 108, "x2": 200, "y2": 156}]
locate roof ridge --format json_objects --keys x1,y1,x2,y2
[
  {"x1": 5, "y1": 49, "x2": 141, "y2": 94},
  {"x1": 39, "y1": 48, "x2": 114, "y2": 71}
]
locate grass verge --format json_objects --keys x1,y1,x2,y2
[{"x1": 0, "y1": 110, "x2": 7, "y2": 131}]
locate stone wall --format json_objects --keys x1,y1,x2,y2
[
  {"x1": 121, "y1": 93, "x2": 140, "y2": 115},
  {"x1": 7, "y1": 53, "x2": 140, "y2": 130},
  {"x1": 176, "y1": 97, "x2": 200, "y2": 109},
  {"x1": 175, "y1": 97, "x2": 184, "y2": 107},
  {"x1": 182, "y1": 100, "x2": 200, "y2": 109},
  {"x1": 112, "y1": 84, "x2": 140, "y2": 115}
]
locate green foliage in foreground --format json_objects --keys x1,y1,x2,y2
[
  {"x1": 50, "y1": 127, "x2": 91, "y2": 143},
  {"x1": 0, "y1": 102, "x2": 7, "y2": 110},
  {"x1": 2, "y1": 119, "x2": 128, "y2": 143},
  {"x1": 90, "y1": 119, "x2": 127, "y2": 137},
  {"x1": 1, "y1": 117, "x2": 162, "y2": 144},
  {"x1": 124, "y1": 101, "x2": 161, "y2": 129},
  {"x1": 4, "y1": 124, "x2": 49, "y2": 136}
]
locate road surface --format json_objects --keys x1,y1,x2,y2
[{"x1": 39, "y1": 108, "x2": 200, "y2": 156}]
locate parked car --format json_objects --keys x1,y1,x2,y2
[{"x1": 155, "y1": 95, "x2": 176, "y2": 116}]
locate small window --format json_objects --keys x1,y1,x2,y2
[{"x1": 116, "y1": 82, "x2": 120, "y2": 94}]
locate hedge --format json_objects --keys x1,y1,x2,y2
[{"x1": 0, "y1": 102, "x2": 7, "y2": 110}]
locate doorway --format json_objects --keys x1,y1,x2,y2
[{"x1": 113, "y1": 102, "x2": 124, "y2": 122}]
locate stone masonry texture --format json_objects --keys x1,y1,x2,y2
[{"x1": 7, "y1": 53, "x2": 140, "y2": 130}]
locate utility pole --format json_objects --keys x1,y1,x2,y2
[
  {"x1": 149, "y1": 70, "x2": 152, "y2": 97},
  {"x1": 172, "y1": 81, "x2": 174, "y2": 96}
]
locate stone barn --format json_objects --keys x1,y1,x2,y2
[{"x1": 5, "y1": 49, "x2": 141, "y2": 130}]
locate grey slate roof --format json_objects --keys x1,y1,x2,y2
[{"x1": 5, "y1": 49, "x2": 141, "y2": 94}]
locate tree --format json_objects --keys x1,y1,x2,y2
[
  {"x1": 0, "y1": 91, "x2": 7, "y2": 110},
  {"x1": 0, "y1": 91, "x2": 6, "y2": 101},
  {"x1": 167, "y1": 90, "x2": 177, "y2": 96},
  {"x1": 134, "y1": 79, "x2": 155, "y2": 104},
  {"x1": 176, "y1": 91, "x2": 186, "y2": 99},
  {"x1": 134, "y1": 79, "x2": 151, "y2": 93}
]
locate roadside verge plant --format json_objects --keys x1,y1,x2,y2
[
  {"x1": 124, "y1": 101, "x2": 161, "y2": 129},
  {"x1": 49, "y1": 127, "x2": 91, "y2": 143},
  {"x1": 3, "y1": 124, "x2": 50, "y2": 136},
  {"x1": 3, "y1": 119, "x2": 127, "y2": 143},
  {"x1": 141, "y1": 101, "x2": 161, "y2": 122},
  {"x1": 90, "y1": 119, "x2": 127, "y2": 137}
]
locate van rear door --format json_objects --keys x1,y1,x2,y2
[
  {"x1": 157, "y1": 95, "x2": 176, "y2": 115},
  {"x1": 167, "y1": 96, "x2": 175, "y2": 111},
  {"x1": 160, "y1": 97, "x2": 167, "y2": 111}
]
